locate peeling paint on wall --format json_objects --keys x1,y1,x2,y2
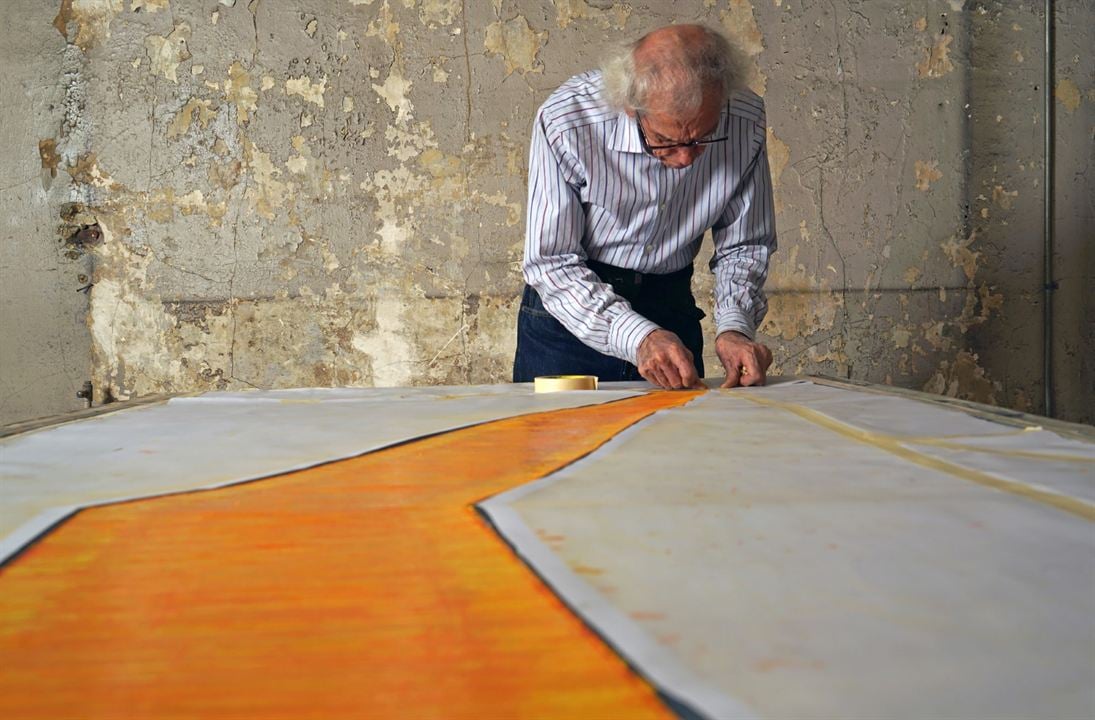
[
  {"x1": 285, "y1": 75, "x2": 328, "y2": 108},
  {"x1": 914, "y1": 160, "x2": 943, "y2": 191},
  {"x1": 220, "y1": 62, "x2": 258, "y2": 125},
  {"x1": 242, "y1": 139, "x2": 290, "y2": 220},
  {"x1": 991, "y1": 184, "x2": 1018, "y2": 209},
  {"x1": 766, "y1": 127, "x2": 788, "y2": 212},
  {"x1": 39, "y1": 139, "x2": 61, "y2": 179},
  {"x1": 484, "y1": 16, "x2": 546, "y2": 76},
  {"x1": 922, "y1": 351, "x2": 999, "y2": 405},
  {"x1": 553, "y1": 0, "x2": 632, "y2": 30},
  {"x1": 761, "y1": 247, "x2": 842, "y2": 341},
  {"x1": 917, "y1": 34, "x2": 955, "y2": 78},
  {"x1": 1055, "y1": 78, "x2": 1081, "y2": 112},
  {"x1": 53, "y1": 0, "x2": 124, "y2": 51},
  {"x1": 166, "y1": 98, "x2": 216, "y2": 138},
  {"x1": 418, "y1": 0, "x2": 461, "y2": 27},
  {"x1": 372, "y1": 68, "x2": 413, "y2": 122},
  {"x1": 144, "y1": 22, "x2": 191, "y2": 83},
  {"x1": 720, "y1": 0, "x2": 765, "y2": 94},
  {"x1": 941, "y1": 230, "x2": 980, "y2": 282},
  {"x1": 132, "y1": 0, "x2": 169, "y2": 14}
]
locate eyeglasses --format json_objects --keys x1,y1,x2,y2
[{"x1": 635, "y1": 111, "x2": 728, "y2": 153}]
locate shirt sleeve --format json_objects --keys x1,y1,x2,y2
[
  {"x1": 522, "y1": 110, "x2": 660, "y2": 365},
  {"x1": 709, "y1": 119, "x2": 777, "y2": 340}
]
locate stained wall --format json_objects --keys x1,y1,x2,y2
[
  {"x1": 2, "y1": 0, "x2": 1091, "y2": 426},
  {"x1": 0, "y1": 5, "x2": 93, "y2": 424}
]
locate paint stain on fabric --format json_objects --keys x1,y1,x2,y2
[{"x1": 0, "y1": 393, "x2": 697, "y2": 718}]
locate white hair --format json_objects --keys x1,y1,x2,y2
[{"x1": 601, "y1": 25, "x2": 752, "y2": 115}]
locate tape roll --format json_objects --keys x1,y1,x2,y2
[{"x1": 534, "y1": 375, "x2": 599, "y2": 392}]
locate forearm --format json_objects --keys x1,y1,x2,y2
[
  {"x1": 710, "y1": 134, "x2": 777, "y2": 339},
  {"x1": 523, "y1": 256, "x2": 660, "y2": 363},
  {"x1": 711, "y1": 251, "x2": 771, "y2": 340}
]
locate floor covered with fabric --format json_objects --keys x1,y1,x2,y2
[{"x1": 1, "y1": 378, "x2": 1092, "y2": 718}]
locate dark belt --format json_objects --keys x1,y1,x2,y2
[{"x1": 586, "y1": 258, "x2": 694, "y2": 301}]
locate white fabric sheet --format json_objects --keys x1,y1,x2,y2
[
  {"x1": 484, "y1": 384, "x2": 1095, "y2": 720},
  {"x1": 0, "y1": 384, "x2": 642, "y2": 563}
]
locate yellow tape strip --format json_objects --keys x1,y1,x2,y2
[
  {"x1": 816, "y1": 425, "x2": 1093, "y2": 463},
  {"x1": 904, "y1": 437, "x2": 1094, "y2": 464},
  {"x1": 735, "y1": 392, "x2": 1095, "y2": 523}
]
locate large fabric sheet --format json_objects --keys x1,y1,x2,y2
[
  {"x1": 0, "y1": 384, "x2": 641, "y2": 563},
  {"x1": 482, "y1": 383, "x2": 1095, "y2": 719}
]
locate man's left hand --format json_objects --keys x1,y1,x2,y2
[{"x1": 716, "y1": 331, "x2": 773, "y2": 388}]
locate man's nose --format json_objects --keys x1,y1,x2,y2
[{"x1": 669, "y1": 144, "x2": 705, "y2": 166}]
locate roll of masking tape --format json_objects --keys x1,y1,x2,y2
[{"x1": 534, "y1": 375, "x2": 599, "y2": 392}]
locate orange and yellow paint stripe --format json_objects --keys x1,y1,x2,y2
[{"x1": 0, "y1": 391, "x2": 700, "y2": 718}]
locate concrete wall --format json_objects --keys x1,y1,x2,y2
[
  {"x1": 0, "y1": 5, "x2": 93, "y2": 425},
  {"x1": 2, "y1": 0, "x2": 1091, "y2": 426},
  {"x1": 966, "y1": 1, "x2": 1094, "y2": 422}
]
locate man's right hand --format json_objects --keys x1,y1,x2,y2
[{"x1": 637, "y1": 329, "x2": 703, "y2": 389}]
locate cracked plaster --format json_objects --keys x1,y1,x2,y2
[{"x1": 2, "y1": 0, "x2": 1092, "y2": 426}]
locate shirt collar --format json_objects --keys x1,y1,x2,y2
[{"x1": 607, "y1": 112, "x2": 645, "y2": 154}]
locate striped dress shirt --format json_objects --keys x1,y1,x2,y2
[{"x1": 523, "y1": 70, "x2": 777, "y2": 365}]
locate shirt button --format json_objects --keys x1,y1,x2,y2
[{"x1": 644, "y1": 243, "x2": 654, "y2": 254}]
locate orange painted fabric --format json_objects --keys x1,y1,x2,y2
[{"x1": 0, "y1": 391, "x2": 700, "y2": 718}]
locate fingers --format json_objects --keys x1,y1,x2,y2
[
  {"x1": 744, "y1": 344, "x2": 774, "y2": 386},
  {"x1": 717, "y1": 339, "x2": 774, "y2": 388},
  {"x1": 645, "y1": 365, "x2": 670, "y2": 389},
  {"x1": 720, "y1": 363, "x2": 741, "y2": 388},
  {"x1": 637, "y1": 330, "x2": 700, "y2": 389},
  {"x1": 648, "y1": 352, "x2": 692, "y2": 387},
  {"x1": 661, "y1": 359, "x2": 684, "y2": 389},
  {"x1": 671, "y1": 347, "x2": 697, "y2": 389},
  {"x1": 740, "y1": 350, "x2": 766, "y2": 387}
]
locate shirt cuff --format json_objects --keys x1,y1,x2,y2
[
  {"x1": 715, "y1": 307, "x2": 757, "y2": 341},
  {"x1": 609, "y1": 310, "x2": 661, "y2": 365}
]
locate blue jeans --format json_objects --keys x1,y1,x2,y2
[{"x1": 512, "y1": 263, "x2": 705, "y2": 382}]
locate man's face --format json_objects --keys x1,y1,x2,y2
[{"x1": 636, "y1": 90, "x2": 725, "y2": 169}]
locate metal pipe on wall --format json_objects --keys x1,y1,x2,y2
[{"x1": 1043, "y1": 0, "x2": 1056, "y2": 418}]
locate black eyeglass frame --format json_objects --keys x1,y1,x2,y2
[{"x1": 635, "y1": 110, "x2": 729, "y2": 153}]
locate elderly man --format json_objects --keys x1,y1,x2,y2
[{"x1": 512, "y1": 24, "x2": 776, "y2": 389}]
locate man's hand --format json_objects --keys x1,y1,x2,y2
[
  {"x1": 716, "y1": 331, "x2": 773, "y2": 388},
  {"x1": 637, "y1": 329, "x2": 703, "y2": 389}
]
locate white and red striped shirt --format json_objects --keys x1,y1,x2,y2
[{"x1": 523, "y1": 70, "x2": 777, "y2": 364}]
